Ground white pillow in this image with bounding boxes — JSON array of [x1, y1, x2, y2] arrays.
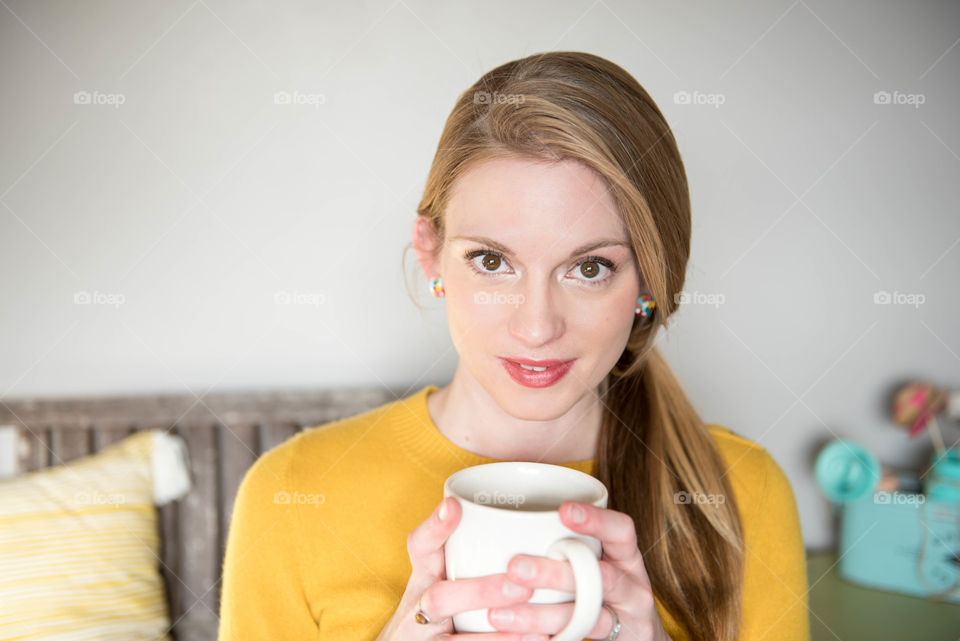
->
[[0, 429, 191, 640]]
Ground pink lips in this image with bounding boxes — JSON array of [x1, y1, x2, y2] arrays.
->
[[498, 357, 576, 388]]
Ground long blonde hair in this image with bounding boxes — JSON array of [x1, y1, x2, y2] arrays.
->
[[406, 51, 744, 641]]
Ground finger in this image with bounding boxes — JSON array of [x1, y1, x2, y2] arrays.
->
[[407, 497, 461, 582], [422, 574, 535, 621], [559, 502, 644, 568], [487, 601, 619, 639], [506, 555, 638, 604]]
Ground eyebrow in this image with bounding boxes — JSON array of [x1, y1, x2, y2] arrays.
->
[[450, 235, 631, 258]]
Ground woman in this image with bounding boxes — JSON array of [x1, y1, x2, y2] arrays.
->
[[218, 51, 808, 641]]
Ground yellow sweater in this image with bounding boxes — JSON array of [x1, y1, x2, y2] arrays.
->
[[218, 385, 809, 641]]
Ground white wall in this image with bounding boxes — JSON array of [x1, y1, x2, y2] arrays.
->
[[1, 0, 958, 549]]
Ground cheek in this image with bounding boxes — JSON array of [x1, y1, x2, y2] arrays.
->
[[443, 278, 512, 340], [576, 297, 636, 375], [567, 289, 636, 333]]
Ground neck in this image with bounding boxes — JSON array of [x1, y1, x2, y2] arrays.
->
[[427, 363, 602, 463]]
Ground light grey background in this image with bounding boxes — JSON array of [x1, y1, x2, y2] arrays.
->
[[1, 1, 958, 550]]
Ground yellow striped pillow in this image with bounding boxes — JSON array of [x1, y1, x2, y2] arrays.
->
[[0, 429, 189, 640]]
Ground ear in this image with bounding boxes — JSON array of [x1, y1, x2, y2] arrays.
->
[[412, 215, 442, 281]]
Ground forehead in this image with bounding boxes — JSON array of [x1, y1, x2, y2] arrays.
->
[[446, 156, 627, 245]]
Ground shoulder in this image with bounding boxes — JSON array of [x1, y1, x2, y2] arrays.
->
[[241, 395, 402, 490], [294, 396, 400, 461], [705, 422, 767, 470], [236, 430, 300, 499], [704, 423, 796, 514]]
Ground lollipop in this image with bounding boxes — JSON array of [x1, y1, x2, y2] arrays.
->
[[893, 382, 947, 436], [892, 381, 952, 458]]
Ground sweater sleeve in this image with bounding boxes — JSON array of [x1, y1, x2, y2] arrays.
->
[[217, 443, 319, 641], [739, 450, 810, 641]]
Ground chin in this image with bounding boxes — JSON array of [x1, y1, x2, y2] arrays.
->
[[491, 376, 585, 422]]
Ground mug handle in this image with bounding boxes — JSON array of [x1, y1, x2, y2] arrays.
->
[[545, 538, 603, 641]]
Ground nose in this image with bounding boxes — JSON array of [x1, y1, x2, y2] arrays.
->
[[506, 278, 565, 348]]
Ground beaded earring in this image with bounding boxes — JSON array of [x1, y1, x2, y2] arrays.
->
[[429, 275, 445, 298], [635, 293, 655, 318]]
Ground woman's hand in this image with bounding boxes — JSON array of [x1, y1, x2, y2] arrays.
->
[[486, 501, 673, 641], [375, 496, 549, 641]]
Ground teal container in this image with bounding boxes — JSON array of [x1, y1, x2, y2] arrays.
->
[[926, 448, 960, 503], [838, 492, 960, 601], [830, 446, 960, 601], [815, 439, 881, 503]]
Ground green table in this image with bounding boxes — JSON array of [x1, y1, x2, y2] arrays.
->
[[807, 550, 960, 640]]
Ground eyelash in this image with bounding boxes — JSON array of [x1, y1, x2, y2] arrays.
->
[[462, 248, 618, 287]]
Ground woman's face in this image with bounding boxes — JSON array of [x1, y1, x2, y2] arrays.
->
[[437, 156, 641, 420]]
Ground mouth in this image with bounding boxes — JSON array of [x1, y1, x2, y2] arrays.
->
[[498, 357, 576, 388]]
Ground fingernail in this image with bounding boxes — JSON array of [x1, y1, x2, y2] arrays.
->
[[490, 607, 514, 624], [513, 558, 536, 580], [522, 635, 546, 641], [569, 503, 586, 523], [438, 500, 448, 522], [502, 579, 526, 597]]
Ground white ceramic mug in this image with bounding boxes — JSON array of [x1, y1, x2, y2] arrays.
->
[[443, 462, 609, 641]]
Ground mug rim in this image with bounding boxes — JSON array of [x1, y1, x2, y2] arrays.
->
[[444, 461, 608, 514]]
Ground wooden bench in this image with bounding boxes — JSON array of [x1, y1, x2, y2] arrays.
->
[[0, 386, 408, 641]]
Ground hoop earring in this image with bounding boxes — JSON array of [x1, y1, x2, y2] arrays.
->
[[429, 275, 445, 298], [635, 293, 655, 318]]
